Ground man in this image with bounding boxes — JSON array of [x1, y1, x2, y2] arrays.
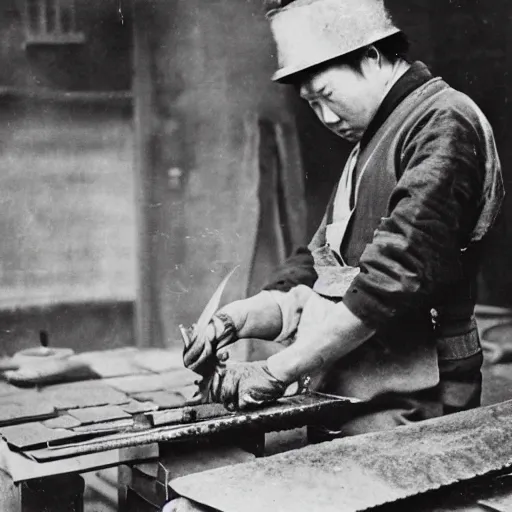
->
[[184, 0, 504, 437]]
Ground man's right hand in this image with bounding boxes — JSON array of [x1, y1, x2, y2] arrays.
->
[[183, 313, 238, 375]]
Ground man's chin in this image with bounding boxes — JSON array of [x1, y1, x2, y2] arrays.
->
[[338, 131, 360, 143]]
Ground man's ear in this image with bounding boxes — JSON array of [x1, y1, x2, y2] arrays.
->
[[366, 45, 382, 67], [360, 45, 383, 76]]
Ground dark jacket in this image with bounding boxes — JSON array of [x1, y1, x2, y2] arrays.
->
[[264, 63, 503, 402]]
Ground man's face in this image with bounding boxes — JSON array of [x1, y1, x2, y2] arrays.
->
[[299, 61, 382, 143]]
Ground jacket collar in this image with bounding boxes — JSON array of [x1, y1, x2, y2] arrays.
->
[[360, 61, 433, 151]]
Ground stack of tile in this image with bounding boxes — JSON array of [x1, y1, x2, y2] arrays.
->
[[0, 348, 200, 453]]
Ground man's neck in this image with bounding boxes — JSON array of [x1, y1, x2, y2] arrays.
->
[[382, 59, 412, 102]]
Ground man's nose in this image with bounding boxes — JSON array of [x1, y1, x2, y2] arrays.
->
[[319, 103, 340, 125]]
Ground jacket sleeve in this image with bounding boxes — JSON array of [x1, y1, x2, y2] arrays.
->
[[343, 106, 486, 330], [262, 246, 318, 292]]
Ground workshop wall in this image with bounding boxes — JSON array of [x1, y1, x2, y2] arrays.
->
[[0, 1, 135, 352], [0, 0, 131, 91]]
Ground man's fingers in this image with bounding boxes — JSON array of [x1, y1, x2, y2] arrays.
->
[[239, 393, 264, 410], [183, 323, 216, 370]]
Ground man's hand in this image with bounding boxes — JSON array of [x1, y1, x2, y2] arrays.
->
[[209, 361, 288, 410], [183, 292, 285, 375], [183, 313, 237, 375]]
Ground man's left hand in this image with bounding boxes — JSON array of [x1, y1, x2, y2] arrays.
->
[[209, 361, 288, 410]]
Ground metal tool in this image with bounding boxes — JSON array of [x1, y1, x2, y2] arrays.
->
[[179, 267, 239, 401], [170, 398, 512, 512]]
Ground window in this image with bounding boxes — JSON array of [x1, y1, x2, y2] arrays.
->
[[24, 0, 85, 46]]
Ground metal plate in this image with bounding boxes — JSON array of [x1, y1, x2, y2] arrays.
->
[[170, 399, 512, 512]]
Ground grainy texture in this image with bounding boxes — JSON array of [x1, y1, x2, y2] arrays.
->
[[170, 400, 512, 512], [68, 405, 132, 425]]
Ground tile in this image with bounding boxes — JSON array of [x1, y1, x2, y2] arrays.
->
[[105, 370, 197, 395], [148, 408, 186, 426], [132, 348, 184, 373], [121, 400, 159, 414], [0, 393, 56, 426], [71, 418, 134, 434], [0, 422, 74, 449], [74, 350, 152, 378], [43, 415, 82, 429], [0, 380, 24, 397], [68, 405, 131, 425], [131, 391, 187, 410], [39, 381, 130, 410]]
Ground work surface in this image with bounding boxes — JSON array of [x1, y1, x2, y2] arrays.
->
[[0, 347, 354, 484]]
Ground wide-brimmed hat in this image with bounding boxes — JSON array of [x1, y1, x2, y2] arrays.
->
[[267, 0, 400, 83]]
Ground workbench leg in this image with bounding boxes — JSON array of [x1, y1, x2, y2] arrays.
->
[[0, 471, 85, 512], [232, 431, 266, 457], [118, 465, 132, 511]]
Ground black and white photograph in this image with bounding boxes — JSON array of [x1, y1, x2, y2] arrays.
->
[[0, 1, 511, 510]]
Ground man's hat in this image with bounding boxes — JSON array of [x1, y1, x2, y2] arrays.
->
[[267, 0, 400, 83]]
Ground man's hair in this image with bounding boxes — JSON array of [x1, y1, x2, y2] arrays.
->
[[341, 32, 411, 71], [264, 0, 297, 10]]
